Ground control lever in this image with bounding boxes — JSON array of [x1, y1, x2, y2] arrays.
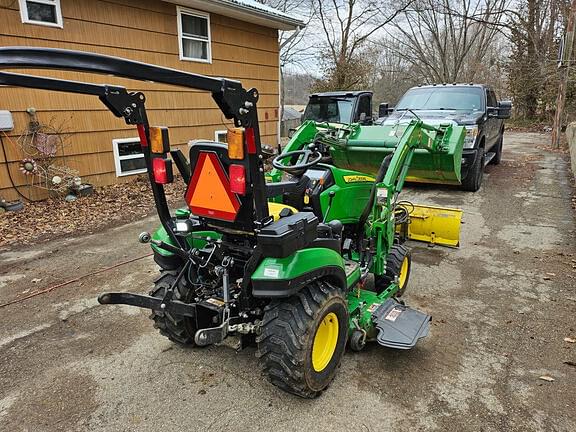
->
[[323, 191, 336, 222], [138, 231, 188, 259]]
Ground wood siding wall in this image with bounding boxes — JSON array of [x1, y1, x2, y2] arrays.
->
[[0, 0, 280, 200]]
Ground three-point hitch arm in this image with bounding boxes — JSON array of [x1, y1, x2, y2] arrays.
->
[[0, 47, 270, 245]]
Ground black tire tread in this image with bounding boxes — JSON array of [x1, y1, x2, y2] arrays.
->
[[375, 244, 411, 296], [461, 146, 484, 192], [149, 269, 197, 345], [256, 280, 346, 398], [491, 134, 503, 165]]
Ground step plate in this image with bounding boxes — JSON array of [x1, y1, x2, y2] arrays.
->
[[372, 299, 431, 349]]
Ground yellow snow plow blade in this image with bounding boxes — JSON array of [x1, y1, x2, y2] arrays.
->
[[405, 204, 462, 247]]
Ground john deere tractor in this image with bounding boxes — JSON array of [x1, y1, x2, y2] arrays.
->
[[0, 47, 464, 398]]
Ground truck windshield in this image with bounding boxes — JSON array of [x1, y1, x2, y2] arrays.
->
[[302, 97, 353, 124], [396, 87, 484, 111]]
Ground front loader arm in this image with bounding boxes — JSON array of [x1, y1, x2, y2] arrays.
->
[[380, 120, 452, 200], [370, 120, 463, 274]]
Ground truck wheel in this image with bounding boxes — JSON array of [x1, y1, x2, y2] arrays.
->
[[149, 269, 198, 345], [257, 280, 348, 398], [374, 244, 411, 297], [490, 134, 503, 165], [461, 146, 484, 192]]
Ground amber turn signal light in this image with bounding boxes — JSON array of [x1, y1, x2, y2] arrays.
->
[[149, 126, 170, 154], [227, 128, 244, 160]]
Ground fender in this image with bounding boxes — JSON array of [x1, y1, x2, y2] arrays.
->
[[251, 248, 346, 298], [151, 224, 221, 257]]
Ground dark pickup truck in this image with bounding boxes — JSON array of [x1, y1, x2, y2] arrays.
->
[[379, 84, 512, 191]]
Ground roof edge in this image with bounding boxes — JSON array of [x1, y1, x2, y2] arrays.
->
[[162, 0, 305, 30]]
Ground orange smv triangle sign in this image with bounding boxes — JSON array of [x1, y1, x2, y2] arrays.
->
[[186, 152, 241, 222]]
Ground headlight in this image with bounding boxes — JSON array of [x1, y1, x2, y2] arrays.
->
[[463, 126, 478, 149]]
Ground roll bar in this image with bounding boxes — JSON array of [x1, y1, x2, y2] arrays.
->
[[0, 47, 270, 244]]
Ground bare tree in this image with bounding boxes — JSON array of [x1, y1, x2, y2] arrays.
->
[[506, 0, 566, 119], [383, 0, 508, 83], [260, 0, 316, 118], [311, 0, 414, 90], [371, 40, 422, 104]]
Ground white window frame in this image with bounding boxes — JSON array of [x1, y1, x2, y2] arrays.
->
[[214, 130, 227, 143], [112, 138, 147, 177], [19, 0, 63, 28], [177, 6, 212, 64]]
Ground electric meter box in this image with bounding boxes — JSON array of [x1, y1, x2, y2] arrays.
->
[[0, 110, 14, 131]]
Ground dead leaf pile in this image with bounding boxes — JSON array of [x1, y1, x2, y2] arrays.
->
[[0, 176, 187, 248]]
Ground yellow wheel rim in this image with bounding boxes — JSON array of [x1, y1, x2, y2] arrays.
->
[[398, 256, 409, 288], [312, 312, 339, 372]]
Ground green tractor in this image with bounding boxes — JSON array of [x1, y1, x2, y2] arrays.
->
[[0, 47, 464, 398]]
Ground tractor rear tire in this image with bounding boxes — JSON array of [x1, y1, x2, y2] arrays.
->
[[257, 280, 348, 398], [149, 269, 198, 345], [374, 244, 411, 297]]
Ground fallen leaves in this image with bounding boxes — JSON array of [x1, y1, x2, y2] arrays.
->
[[538, 375, 555, 382], [0, 176, 187, 248]]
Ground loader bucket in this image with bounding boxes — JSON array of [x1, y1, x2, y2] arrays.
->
[[330, 125, 465, 184]]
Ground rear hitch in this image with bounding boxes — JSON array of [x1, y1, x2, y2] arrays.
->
[[194, 256, 234, 346], [97, 292, 196, 317]]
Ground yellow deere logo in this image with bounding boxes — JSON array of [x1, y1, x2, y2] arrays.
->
[[343, 175, 375, 183]]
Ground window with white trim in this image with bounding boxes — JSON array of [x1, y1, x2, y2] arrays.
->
[[112, 138, 147, 177], [19, 0, 63, 27], [215, 130, 227, 143], [177, 7, 211, 63]]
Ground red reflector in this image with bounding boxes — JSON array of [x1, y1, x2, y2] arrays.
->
[[245, 127, 256, 154], [137, 124, 148, 147], [152, 157, 173, 184], [229, 164, 246, 195]]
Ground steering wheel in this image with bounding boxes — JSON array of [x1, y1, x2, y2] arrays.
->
[[272, 149, 322, 176]]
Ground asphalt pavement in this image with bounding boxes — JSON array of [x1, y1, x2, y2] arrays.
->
[[0, 132, 575, 432]]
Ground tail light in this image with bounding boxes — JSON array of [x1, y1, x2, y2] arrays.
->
[[152, 157, 173, 184], [227, 128, 244, 160], [229, 164, 246, 195]]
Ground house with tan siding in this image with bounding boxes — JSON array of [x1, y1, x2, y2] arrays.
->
[[0, 0, 302, 201]]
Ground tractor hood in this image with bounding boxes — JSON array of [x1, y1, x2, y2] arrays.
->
[[379, 110, 484, 127]]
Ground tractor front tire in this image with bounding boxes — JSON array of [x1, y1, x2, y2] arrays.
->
[[374, 244, 411, 297], [257, 280, 348, 398], [149, 269, 198, 345]]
